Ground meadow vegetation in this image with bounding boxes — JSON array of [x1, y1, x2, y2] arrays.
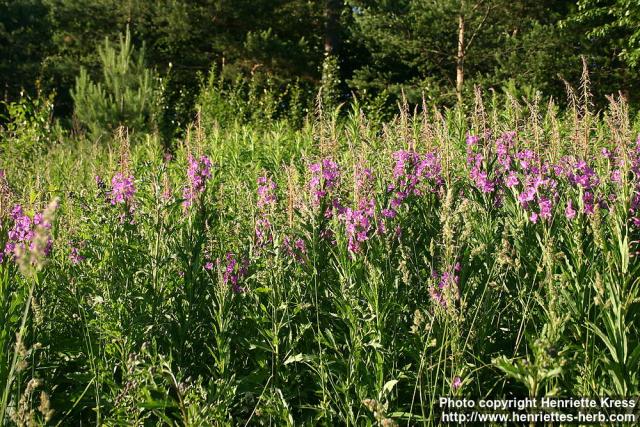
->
[[1, 65, 640, 425]]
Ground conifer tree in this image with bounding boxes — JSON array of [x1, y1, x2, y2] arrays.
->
[[71, 28, 159, 140]]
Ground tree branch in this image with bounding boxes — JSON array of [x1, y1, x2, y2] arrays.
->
[[466, 3, 493, 53]]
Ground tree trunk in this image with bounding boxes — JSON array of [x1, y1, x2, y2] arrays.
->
[[456, 2, 465, 107]]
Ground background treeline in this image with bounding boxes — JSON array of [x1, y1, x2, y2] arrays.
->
[[1, 0, 640, 136]]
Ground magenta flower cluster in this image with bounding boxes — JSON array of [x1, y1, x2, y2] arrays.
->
[[255, 175, 276, 246], [255, 217, 272, 246], [69, 245, 85, 265], [304, 151, 442, 254], [283, 235, 307, 264], [601, 146, 624, 185], [557, 156, 605, 218], [466, 132, 517, 205], [309, 158, 341, 209], [388, 150, 443, 212], [109, 172, 136, 206], [221, 252, 249, 293], [257, 175, 277, 208], [515, 158, 558, 223], [355, 163, 374, 196], [467, 134, 496, 194], [308, 158, 344, 245], [429, 263, 461, 308], [452, 376, 462, 391], [183, 155, 212, 208], [464, 131, 626, 223], [2, 205, 52, 263], [341, 198, 375, 254]]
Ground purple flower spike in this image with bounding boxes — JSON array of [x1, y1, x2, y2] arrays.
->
[[257, 175, 277, 208], [565, 200, 576, 220], [611, 170, 621, 183], [3, 204, 55, 265], [69, 246, 85, 264], [505, 171, 519, 188], [389, 149, 443, 211], [183, 155, 213, 208], [538, 198, 552, 220], [110, 173, 136, 206], [309, 157, 340, 207], [381, 208, 396, 218], [283, 236, 307, 264], [583, 192, 595, 215], [341, 198, 375, 255], [430, 266, 460, 308], [222, 252, 249, 292]]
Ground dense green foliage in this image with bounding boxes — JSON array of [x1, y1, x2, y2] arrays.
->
[[2, 1, 640, 425], [2, 0, 640, 132], [1, 87, 640, 424]]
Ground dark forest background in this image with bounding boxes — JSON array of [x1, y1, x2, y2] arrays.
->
[[1, 0, 639, 136]]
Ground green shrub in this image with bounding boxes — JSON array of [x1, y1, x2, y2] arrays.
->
[[0, 93, 59, 194], [196, 65, 313, 133]]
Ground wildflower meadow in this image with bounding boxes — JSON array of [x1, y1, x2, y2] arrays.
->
[[2, 79, 640, 425]]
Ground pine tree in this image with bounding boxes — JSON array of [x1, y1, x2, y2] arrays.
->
[[71, 28, 159, 140]]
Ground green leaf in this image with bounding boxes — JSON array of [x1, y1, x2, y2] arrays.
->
[[382, 379, 399, 394]]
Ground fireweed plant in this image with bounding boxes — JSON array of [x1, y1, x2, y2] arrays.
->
[[0, 92, 640, 425]]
